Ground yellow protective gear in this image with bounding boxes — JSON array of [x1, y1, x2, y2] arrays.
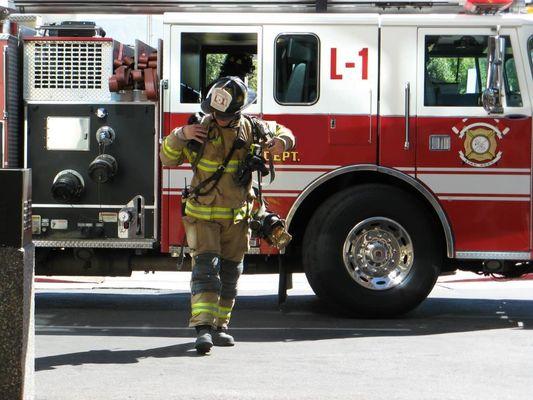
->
[[160, 113, 295, 329]]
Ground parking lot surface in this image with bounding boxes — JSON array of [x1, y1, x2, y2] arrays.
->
[[35, 272, 533, 400]]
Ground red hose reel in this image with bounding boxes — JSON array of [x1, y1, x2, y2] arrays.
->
[[109, 42, 159, 101]]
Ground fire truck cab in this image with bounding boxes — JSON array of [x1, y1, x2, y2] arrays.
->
[[22, 0, 533, 316]]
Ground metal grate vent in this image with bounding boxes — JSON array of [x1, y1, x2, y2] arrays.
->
[[34, 42, 103, 89], [24, 40, 114, 102]]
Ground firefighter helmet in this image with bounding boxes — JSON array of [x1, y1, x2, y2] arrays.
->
[[201, 76, 256, 118]]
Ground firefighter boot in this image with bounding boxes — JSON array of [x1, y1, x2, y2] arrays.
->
[[195, 325, 213, 354], [212, 327, 235, 347]]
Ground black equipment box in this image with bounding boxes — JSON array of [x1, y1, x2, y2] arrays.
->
[[27, 103, 157, 247], [40, 21, 106, 38], [0, 169, 32, 248]]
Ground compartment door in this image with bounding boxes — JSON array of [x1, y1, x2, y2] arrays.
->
[[162, 24, 262, 252], [262, 20, 379, 169], [416, 27, 532, 256]]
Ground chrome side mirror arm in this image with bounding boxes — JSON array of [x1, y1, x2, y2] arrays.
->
[[483, 35, 505, 115]]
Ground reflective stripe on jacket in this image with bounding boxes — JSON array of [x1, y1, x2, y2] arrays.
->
[[159, 114, 295, 222], [185, 201, 251, 223]]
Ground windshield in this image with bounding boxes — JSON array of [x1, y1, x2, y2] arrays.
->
[[425, 35, 521, 107], [529, 35, 533, 79]]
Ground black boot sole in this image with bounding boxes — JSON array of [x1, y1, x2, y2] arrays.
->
[[195, 341, 213, 354], [212, 339, 235, 347]]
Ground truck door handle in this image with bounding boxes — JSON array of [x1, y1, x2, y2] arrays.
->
[[504, 114, 528, 120], [158, 79, 168, 144], [368, 89, 372, 144], [3, 46, 8, 121], [404, 82, 410, 150]]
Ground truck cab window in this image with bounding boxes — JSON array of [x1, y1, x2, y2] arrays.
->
[[504, 57, 522, 107], [180, 32, 257, 104], [275, 34, 319, 105], [527, 36, 533, 78], [424, 35, 521, 107]]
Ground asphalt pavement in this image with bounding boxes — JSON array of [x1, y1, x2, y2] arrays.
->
[[35, 271, 533, 400]]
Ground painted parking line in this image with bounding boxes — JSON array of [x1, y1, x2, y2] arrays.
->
[[35, 325, 412, 332], [440, 273, 533, 283], [35, 277, 105, 284]]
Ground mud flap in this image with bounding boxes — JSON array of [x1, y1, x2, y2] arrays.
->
[[278, 256, 292, 307]]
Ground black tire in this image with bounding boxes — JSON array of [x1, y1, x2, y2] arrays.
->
[[303, 183, 442, 317]]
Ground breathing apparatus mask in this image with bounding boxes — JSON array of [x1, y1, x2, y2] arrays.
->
[[250, 202, 292, 250], [240, 116, 292, 250]]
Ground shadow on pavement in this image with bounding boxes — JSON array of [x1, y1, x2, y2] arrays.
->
[[36, 343, 199, 371], [35, 290, 533, 370], [36, 291, 532, 339]]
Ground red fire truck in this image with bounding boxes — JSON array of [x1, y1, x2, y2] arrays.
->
[[6, 0, 533, 315]]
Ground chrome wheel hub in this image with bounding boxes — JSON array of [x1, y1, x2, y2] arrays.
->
[[343, 217, 414, 290], [365, 242, 389, 264]]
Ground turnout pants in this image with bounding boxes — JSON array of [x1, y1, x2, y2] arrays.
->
[[183, 216, 250, 328]]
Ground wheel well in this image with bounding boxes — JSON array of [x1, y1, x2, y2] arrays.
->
[[286, 170, 451, 270]]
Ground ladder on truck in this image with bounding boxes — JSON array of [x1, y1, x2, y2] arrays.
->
[[12, 0, 485, 15]]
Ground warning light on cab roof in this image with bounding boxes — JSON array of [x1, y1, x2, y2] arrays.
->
[[463, 0, 514, 14]]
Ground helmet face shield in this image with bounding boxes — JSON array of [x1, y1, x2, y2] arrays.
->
[[201, 76, 256, 117]]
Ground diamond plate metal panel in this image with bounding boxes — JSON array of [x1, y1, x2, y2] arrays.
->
[[33, 238, 156, 249], [24, 40, 113, 102]]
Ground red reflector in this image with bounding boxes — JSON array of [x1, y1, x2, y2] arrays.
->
[[464, 0, 513, 13]]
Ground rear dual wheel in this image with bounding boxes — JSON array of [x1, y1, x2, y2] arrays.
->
[[303, 184, 442, 316]]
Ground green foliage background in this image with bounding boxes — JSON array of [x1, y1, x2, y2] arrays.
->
[[426, 57, 488, 93], [426, 56, 518, 94], [206, 53, 258, 91]]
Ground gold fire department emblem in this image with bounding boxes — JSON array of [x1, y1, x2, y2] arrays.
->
[[452, 120, 509, 168]]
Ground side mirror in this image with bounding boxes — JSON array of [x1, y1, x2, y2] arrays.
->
[[482, 35, 505, 114]]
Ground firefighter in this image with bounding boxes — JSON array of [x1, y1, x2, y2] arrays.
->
[[160, 76, 295, 354]]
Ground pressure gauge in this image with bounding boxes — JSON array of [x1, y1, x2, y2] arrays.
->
[[471, 135, 490, 154], [118, 210, 132, 223]]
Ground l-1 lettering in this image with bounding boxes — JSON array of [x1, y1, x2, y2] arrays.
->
[[330, 48, 343, 79], [330, 47, 369, 80]]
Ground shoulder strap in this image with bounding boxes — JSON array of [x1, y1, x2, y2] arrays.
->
[[244, 115, 276, 183], [189, 122, 245, 198], [189, 116, 213, 171], [243, 114, 260, 143]]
